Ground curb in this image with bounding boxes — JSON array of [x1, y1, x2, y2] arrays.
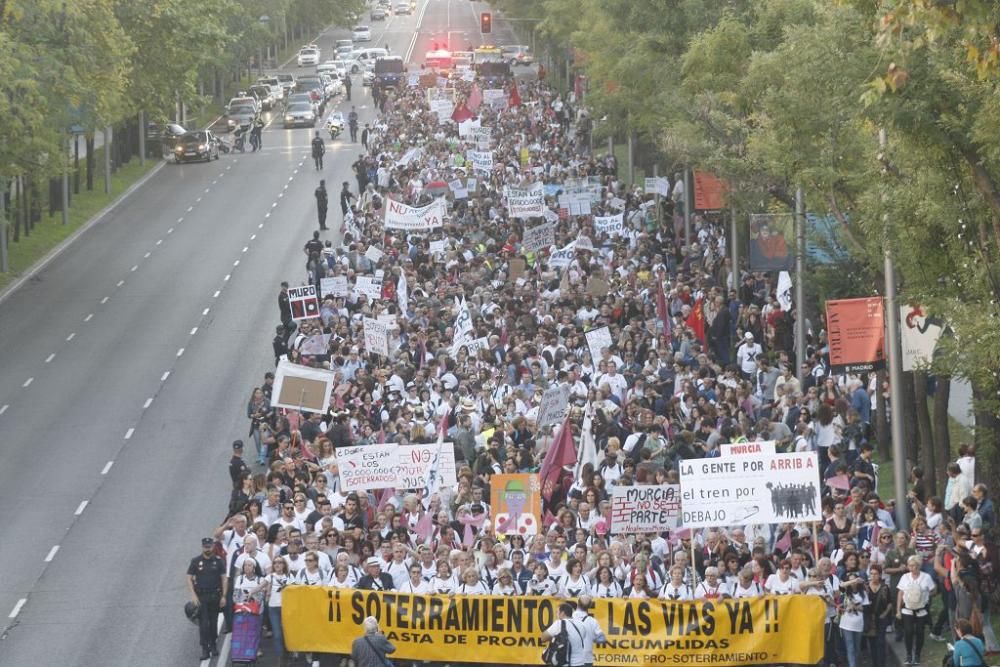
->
[[0, 160, 166, 307]]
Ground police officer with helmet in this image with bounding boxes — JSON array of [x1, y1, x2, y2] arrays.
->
[[186, 537, 228, 660]]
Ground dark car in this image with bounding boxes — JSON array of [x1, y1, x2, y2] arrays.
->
[[174, 131, 220, 163], [373, 56, 405, 91], [146, 122, 187, 157], [370, 8, 386, 20]]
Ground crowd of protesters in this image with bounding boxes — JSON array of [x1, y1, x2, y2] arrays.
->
[[191, 59, 1000, 667]]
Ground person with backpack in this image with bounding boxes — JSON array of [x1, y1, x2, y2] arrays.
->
[[950, 618, 986, 666], [541, 602, 590, 667]]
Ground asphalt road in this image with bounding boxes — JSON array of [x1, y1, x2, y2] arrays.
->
[[0, 1, 523, 665]]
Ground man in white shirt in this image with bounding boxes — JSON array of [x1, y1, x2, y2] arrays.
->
[[600, 362, 629, 402], [233, 535, 273, 576], [542, 600, 605, 667], [736, 332, 763, 380]]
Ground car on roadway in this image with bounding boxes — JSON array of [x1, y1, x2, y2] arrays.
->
[[249, 84, 277, 110], [354, 48, 389, 70], [174, 131, 220, 163], [370, 7, 386, 20], [283, 102, 316, 128], [274, 72, 296, 94], [317, 60, 347, 79], [225, 104, 257, 132], [501, 44, 534, 66], [394, 1, 410, 15], [256, 77, 284, 101], [286, 92, 319, 115], [373, 55, 406, 88], [352, 25, 372, 42], [319, 73, 343, 98], [297, 46, 320, 67]]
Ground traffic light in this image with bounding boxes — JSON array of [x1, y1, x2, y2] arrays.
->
[[480, 12, 492, 34]]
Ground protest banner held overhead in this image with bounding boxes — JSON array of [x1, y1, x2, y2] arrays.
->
[[282, 588, 825, 666], [319, 275, 348, 298], [396, 443, 457, 489], [679, 452, 822, 528], [491, 473, 541, 536], [383, 198, 446, 231], [362, 317, 390, 357], [593, 213, 624, 236], [287, 285, 319, 322], [535, 385, 570, 429], [504, 182, 545, 218], [522, 222, 556, 253], [335, 444, 398, 492], [610, 484, 681, 534], [270, 359, 335, 412], [585, 326, 614, 363]]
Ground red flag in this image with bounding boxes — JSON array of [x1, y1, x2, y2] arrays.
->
[[509, 83, 521, 109], [467, 84, 482, 113], [451, 102, 473, 123], [539, 417, 577, 502], [655, 275, 672, 346], [685, 296, 705, 344]]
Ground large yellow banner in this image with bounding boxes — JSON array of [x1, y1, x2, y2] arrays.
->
[[282, 587, 824, 666]]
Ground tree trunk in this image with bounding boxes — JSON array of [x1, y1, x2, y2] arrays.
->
[[901, 371, 918, 465], [22, 175, 31, 237], [971, 381, 997, 493], [875, 370, 890, 460], [12, 175, 21, 242], [930, 376, 950, 497], [86, 133, 95, 191], [913, 371, 936, 496]]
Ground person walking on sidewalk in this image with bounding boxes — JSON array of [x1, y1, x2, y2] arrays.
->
[[315, 179, 329, 230], [311, 131, 325, 170]]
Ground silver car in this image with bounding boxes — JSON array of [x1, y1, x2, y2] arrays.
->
[[283, 102, 316, 128]]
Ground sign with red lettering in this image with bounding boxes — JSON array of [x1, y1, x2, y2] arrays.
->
[[679, 452, 821, 528], [610, 484, 681, 534], [719, 440, 776, 457], [826, 297, 886, 373]]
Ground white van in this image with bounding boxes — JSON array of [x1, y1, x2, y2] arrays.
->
[[354, 48, 390, 70]]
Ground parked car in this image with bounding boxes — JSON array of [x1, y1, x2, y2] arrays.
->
[[352, 25, 372, 42], [297, 46, 320, 67], [174, 131, 220, 163], [283, 102, 316, 128]]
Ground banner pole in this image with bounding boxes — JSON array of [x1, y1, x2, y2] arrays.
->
[[690, 534, 699, 588], [812, 521, 820, 565]]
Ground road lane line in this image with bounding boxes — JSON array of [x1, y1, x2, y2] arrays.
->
[[66, 333, 75, 341], [84, 313, 93, 322], [117, 279, 124, 287], [102, 461, 114, 474], [264, 213, 270, 219], [167, 227, 174, 234], [0, 405, 8, 415], [156, 239, 162, 245], [143, 397, 154, 409], [22, 377, 33, 388], [161, 371, 170, 382], [176, 347, 185, 357], [124, 427, 134, 440], [131, 265, 138, 272], [8, 599, 27, 619], [213, 290, 221, 298], [196, 197, 202, 203], [74, 500, 88, 516], [205, 188, 210, 193], [242, 246, 249, 253], [45, 353, 55, 363], [187, 206, 193, 212], [44, 546, 59, 562], [101, 296, 110, 304], [233, 260, 240, 267], [250, 234, 256, 240], [202, 308, 210, 316], [224, 274, 231, 282], [190, 327, 199, 335], [144, 252, 151, 258]]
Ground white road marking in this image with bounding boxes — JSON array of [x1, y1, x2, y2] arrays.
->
[[271, 202, 277, 208], [101, 461, 114, 475], [213, 290, 221, 298], [84, 313, 93, 322], [242, 246, 248, 252], [178, 217, 184, 223], [45, 353, 55, 363], [283, 184, 289, 190], [161, 371, 171, 382], [205, 188, 210, 193], [22, 377, 33, 388], [44, 545, 59, 562], [293, 169, 299, 174], [190, 327, 198, 335], [289, 176, 294, 181], [117, 279, 124, 287], [224, 274, 231, 282], [196, 197, 202, 203], [187, 206, 193, 212], [8, 599, 27, 619], [250, 234, 256, 240], [167, 227, 174, 234], [144, 252, 151, 258], [66, 333, 75, 341], [74, 500, 88, 516], [130, 265, 138, 272], [124, 427, 134, 440], [143, 397, 154, 409], [101, 296, 110, 304], [202, 307, 210, 316], [264, 213, 270, 219], [233, 260, 240, 267], [212, 180, 218, 185], [0, 405, 8, 415], [176, 347, 185, 357], [156, 239, 162, 246], [277, 192, 283, 198]]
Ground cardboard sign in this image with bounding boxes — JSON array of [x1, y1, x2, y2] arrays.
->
[[609, 484, 681, 534], [505, 183, 545, 218], [585, 326, 613, 363], [384, 198, 446, 231], [719, 440, 777, 456], [482, 88, 506, 110], [679, 452, 822, 528], [826, 297, 886, 373], [320, 276, 349, 298], [365, 246, 384, 263], [270, 359, 335, 412], [288, 285, 320, 322], [336, 444, 399, 491], [363, 317, 389, 357], [586, 276, 609, 297], [593, 213, 624, 236], [507, 258, 526, 283], [491, 474, 541, 536], [536, 386, 570, 429], [522, 222, 556, 253]]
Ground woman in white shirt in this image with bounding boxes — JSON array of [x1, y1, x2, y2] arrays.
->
[[839, 573, 870, 667], [456, 567, 489, 595], [559, 559, 591, 599], [328, 563, 355, 589], [764, 560, 799, 595], [526, 562, 558, 596], [232, 559, 267, 658], [296, 553, 327, 586], [429, 561, 456, 595], [659, 566, 693, 601], [731, 567, 763, 598], [264, 558, 292, 663], [492, 568, 519, 596], [627, 571, 653, 599], [895, 555, 936, 665], [399, 564, 431, 594], [592, 566, 623, 599], [694, 567, 730, 600]]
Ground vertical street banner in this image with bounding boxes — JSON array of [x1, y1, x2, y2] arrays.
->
[[826, 297, 886, 373], [505, 183, 545, 218], [282, 588, 825, 666], [335, 444, 399, 492], [288, 285, 320, 322], [679, 452, 822, 528], [362, 317, 390, 357], [693, 170, 728, 211], [900, 304, 943, 372], [747, 213, 794, 271], [491, 473, 541, 536], [609, 484, 681, 534], [270, 359, 336, 412]]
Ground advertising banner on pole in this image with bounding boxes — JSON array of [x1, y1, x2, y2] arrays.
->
[[609, 484, 681, 534], [679, 452, 822, 528], [282, 588, 825, 666], [900, 304, 942, 372], [826, 297, 886, 373]]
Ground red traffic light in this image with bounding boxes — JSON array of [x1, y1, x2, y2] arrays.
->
[[480, 12, 492, 34]]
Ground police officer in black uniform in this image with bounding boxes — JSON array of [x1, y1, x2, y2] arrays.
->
[[229, 440, 249, 489], [187, 537, 228, 660]]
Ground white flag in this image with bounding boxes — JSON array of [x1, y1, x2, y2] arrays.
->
[[397, 272, 409, 318], [574, 403, 600, 479], [777, 271, 793, 312]]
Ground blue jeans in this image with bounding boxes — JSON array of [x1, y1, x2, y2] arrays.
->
[[841, 628, 862, 667], [268, 605, 284, 657], [250, 427, 266, 465]]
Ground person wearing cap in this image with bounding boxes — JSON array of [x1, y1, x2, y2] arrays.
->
[[186, 537, 228, 660], [229, 440, 250, 490], [736, 331, 763, 380], [357, 556, 395, 591]]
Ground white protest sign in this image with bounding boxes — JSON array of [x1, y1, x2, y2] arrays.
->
[[777, 271, 793, 313], [354, 275, 383, 301], [719, 440, 777, 457], [320, 276, 349, 298], [396, 444, 457, 489], [430, 99, 454, 123], [397, 271, 408, 317], [505, 182, 545, 218], [429, 239, 448, 255], [448, 179, 464, 192], [270, 359, 336, 412], [407, 74, 420, 87], [299, 334, 331, 356], [377, 313, 398, 330], [610, 484, 681, 534], [610, 197, 626, 210], [585, 326, 613, 363], [593, 213, 625, 236], [536, 385, 570, 429], [288, 284, 320, 322], [467, 150, 493, 175], [542, 208, 560, 223], [548, 241, 576, 269], [384, 198, 446, 231], [483, 88, 506, 109], [365, 245, 384, 263], [396, 146, 423, 167], [558, 193, 591, 216], [363, 317, 389, 357], [679, 451, 822, 528], [644, 176, 670, 196], [336, 444, 399, 492], [453, 187, 469, 200], [466, 178, 478, 192], [522, 222, 556, 253], [901, 305, 943, 372], [458, 118, 481, 137], [469, 127, 492, 149], [462, 69, 476, 82]]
